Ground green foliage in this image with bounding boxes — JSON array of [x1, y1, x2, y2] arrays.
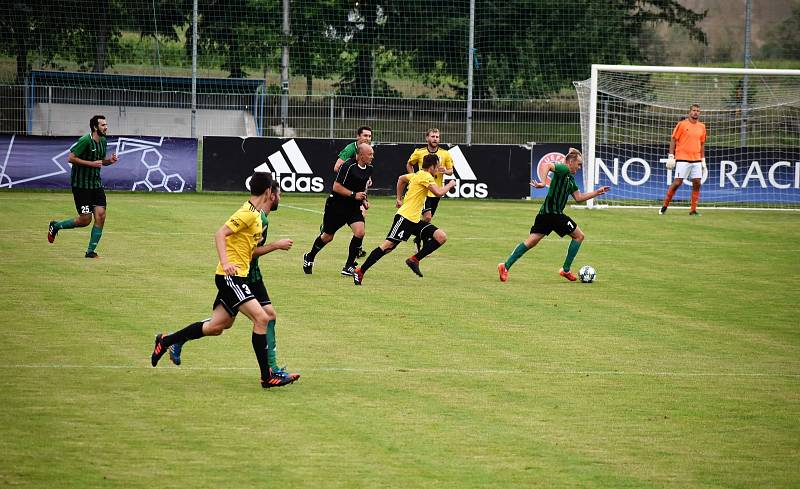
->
[[760, 3, 800, 60], [0, 0, 708, 95], [1, 191, 799, 488], [0, 0, 76, 81]]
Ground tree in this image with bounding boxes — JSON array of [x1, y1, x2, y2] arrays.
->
[[12, 0, 191, 75], [760, 3, 800, 60], [445, 0, 708, 98], [318, 0, 707, 98], [292, 0, 350, 97], [195, 0, 281, 78], [0, 1, 75, 81]]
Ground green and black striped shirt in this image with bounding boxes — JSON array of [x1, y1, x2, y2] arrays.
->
[[247, 211, 269, 283], [539, 164, 579, 215], [69, 134, 107, 189]]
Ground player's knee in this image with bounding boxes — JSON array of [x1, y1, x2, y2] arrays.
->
[[574, 231, 585, 243], [204, 323, 225, 336], [321, 233, 334, 243], [75, 215, 92, 227], [264, 305, 277, 322], [353, 229, 365, 239], [252, 310, 270, 330], [434, 230, 447, 244]]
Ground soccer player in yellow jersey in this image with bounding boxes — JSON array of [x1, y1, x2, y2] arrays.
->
[[660, 104, 707, 216], [354, 154, 455, 285], [150, 172, 296, 389], [406, 128, 454, 250]]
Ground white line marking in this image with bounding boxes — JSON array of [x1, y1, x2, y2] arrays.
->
[[0, 134, 14, 183], [281, 204, 324, 214], [1, 364, 798, 378]]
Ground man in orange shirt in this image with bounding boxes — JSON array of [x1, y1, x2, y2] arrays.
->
[[660, 104, 707, 216]]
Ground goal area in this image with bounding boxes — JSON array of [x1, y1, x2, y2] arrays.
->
[[574, 65, 800, 210]]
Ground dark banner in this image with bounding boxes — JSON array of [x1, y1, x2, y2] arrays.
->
[[0, 135, 197, 191], [202, 136, 531, 199], [530, 143, 583, 199], [530, 143, 800, 203]]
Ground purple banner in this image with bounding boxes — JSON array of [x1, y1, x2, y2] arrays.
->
[[530, 143, 800, 204], [0, 135, 197, 191]]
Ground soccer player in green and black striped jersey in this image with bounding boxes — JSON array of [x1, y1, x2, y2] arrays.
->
[[497, 148, 610, 283], [333, 125, 372, 172], [47, 115, 119, 258]]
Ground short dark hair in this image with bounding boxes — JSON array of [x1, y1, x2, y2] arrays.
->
[[90, 115, 106, 132], [250, 172, 273, 196], [357, 126, 372, 136], [270, 179, 280, 193], [422, 153, 439, 169]]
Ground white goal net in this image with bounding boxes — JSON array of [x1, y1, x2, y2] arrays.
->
[[575, 65, 800, 209]]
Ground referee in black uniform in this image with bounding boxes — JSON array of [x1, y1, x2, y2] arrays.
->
[[303, 143, 374, 277]]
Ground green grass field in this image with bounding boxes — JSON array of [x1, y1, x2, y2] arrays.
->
[[1, 191, 799, 488]]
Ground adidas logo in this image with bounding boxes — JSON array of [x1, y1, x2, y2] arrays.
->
[[248, 139, 324, 192], [444, 146, 488, 198]]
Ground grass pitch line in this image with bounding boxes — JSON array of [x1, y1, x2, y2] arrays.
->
[[282, 204, 324, 214], [2, 364, 799, 378]]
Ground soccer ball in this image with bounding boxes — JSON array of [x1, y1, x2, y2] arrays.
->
[[578, 265, 596, 283]]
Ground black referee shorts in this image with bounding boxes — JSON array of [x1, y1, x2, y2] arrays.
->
[[322, 198, 364, 235]]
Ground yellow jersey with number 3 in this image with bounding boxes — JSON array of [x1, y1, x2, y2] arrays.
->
[[407, 147, 453, 197], [215, 201, 262, 277], [397, 171, 435, 223]]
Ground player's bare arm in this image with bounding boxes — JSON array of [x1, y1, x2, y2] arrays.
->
[[537, 161, 555, 183], [68, 152, 102, 168], [572, 186, 611, 203], [253, 239, 293, 257], [215, 225, 239, 276], [102, 153, 119, 166], [332, 181, 366, 201], [429, 180, 456, 197], [396, 174, 410, 207], [530, 179, 546, 189], [333, 158, 346, 172]]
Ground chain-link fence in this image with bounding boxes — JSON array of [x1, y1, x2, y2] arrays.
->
[[1, 0, 797, 143]]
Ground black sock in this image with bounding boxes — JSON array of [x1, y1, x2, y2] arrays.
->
[[414, 239, 442, 261], [361, 247, 389, 273], [346, 236, 363, 267], [307, 235, 327, 260], [162, 321, 205, 347], [251, 332, 271, 380]]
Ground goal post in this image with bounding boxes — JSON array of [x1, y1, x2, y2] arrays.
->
[[575, 64, 800, 209]]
